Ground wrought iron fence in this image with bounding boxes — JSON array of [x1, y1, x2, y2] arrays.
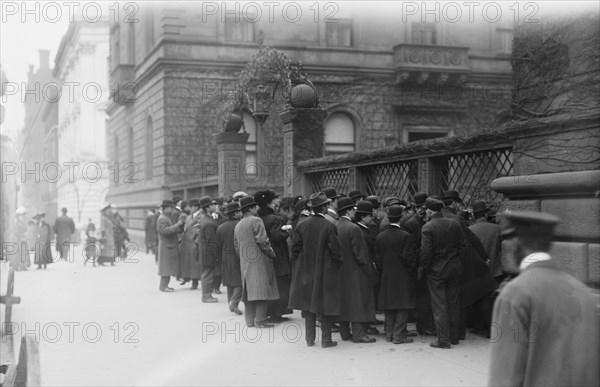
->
[[438, 148, 513, 206], [309, 168, 350, 194], [360, 160, 419, 200]]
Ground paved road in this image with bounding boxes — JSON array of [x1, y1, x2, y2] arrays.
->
[[6, 243, 491, 386]]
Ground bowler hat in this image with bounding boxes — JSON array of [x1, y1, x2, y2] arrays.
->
[[383, 197, 402, 207], [365, 195, 381, 209], [471, 200, 489, 214], [224, 201, 241, 214], [199, 196, 212, 208], [356, 200, 374, 215], [323, 187, 341, 200], [181, 200, 189, 208], [232, 191, 248, 201], [348, 189, 364, 201], [387, 205, 404, 219], [188, 198, 201, 207], [336, 197, 355, 213], [501, 211, 560, 237], [443, 190, 462, 202], [239, 196, 257, 210], [172, 196, 182, 204], [294, 198, 310, 213], [412, 192, 428, 207], [213, 198, 224, 206], [160, 199, 174, 208], [254, 190, 279, 207], [425, 198, 444, 212], [34, 212, 46, 219], [308, 192, 331, 208]]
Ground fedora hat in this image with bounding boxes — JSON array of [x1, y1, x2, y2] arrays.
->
[[308, 192, 331, 208], [172, 196, 182, 204], [239, 196, 257, 210], [224, 201, 241, 214], [501, 211, 559, 238], [322, 187, 341, 200], [199, 196, 212, 208], [443, 190, 462, 202], [412, 192, 428, 207], [160, 199, 174, 208], [188, 198, 201, 207], [425, 198, 444, 212], [365, 195, 381, 209], [336, 197, 355, 212], [355, 200, 374, 215], [294, 197, 310, 213], [348, 189, 365, 201], [387, 205, 404, 219], [232, 191, 248, 201], [383, 197, 402, 208], [471, 200, 489, 214]]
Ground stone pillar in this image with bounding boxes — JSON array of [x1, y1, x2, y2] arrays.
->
[[279, 108, 327, 197], [215, 132, 249, 198]]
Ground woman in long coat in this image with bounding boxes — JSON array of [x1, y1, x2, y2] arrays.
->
[[234, 197, 279, 327], [217, 202, 242, 314], [33, 213, 53, 269], [98, 205, 116, 266]]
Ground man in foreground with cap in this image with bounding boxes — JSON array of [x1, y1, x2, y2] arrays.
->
[[217, 201, 243, 315], [178, 198, 202, 290], [375, 204, 418, 344], [234, 196, 279, 327], [337, 197, 377, 343], [488, 211, 599, 387], [54, 207, 75, 260], [157, 200, 185, 292], [290, 192, 342, 348], [196, 196, 220, 302], [420, 198, 466, 348]]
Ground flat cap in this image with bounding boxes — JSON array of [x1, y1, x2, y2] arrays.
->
[[501, 211, 560, 238], [425, 198, 444, 212]]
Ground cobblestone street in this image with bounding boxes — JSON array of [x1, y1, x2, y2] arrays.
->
[[7, 244, 491, 386]]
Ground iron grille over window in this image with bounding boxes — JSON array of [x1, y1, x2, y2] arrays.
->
[[309, 168, 350, 194], [360, 160, 419, 199]]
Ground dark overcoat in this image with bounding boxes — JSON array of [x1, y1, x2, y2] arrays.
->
[[53, 215, 75, 245], [469, 219, 503, 278], [99, 214, 115, 259], [488, 259, 599, 387], [170, 207, 182, 225], [289, 213, 342, 316], [144, 214, 158, 247], [34, 221, 53, 264], [420, 213, 464, 275], [258, 207, 291, 276], [443, 209, 498, 306], [400, 212, 424, 263], [217, 218, 241, 287], [336, 217, 376, 323], [375, 225, 417, 310], [197, 214, 218, 267], [157, 213, 181, 277], [179, 212, 202, 280], [358, 222, 380, 286], [234, 215, 279, 301]]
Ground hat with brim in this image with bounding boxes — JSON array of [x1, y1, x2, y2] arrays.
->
[[365, 195, 381, 209], [161, 199, 174, 208], [323, 187, 341, 200], [425, 198, 444, 212], [172, 196, 182, 204], [336, 197, 355, 213], [471, 200, 490, 215], [255, 190, 279, 207], [239, 196, 258, 210], [383, 197, 402, 207], [308, 192, 331, 208], [387, 205, 404, 219], [224, 201, 241, 214], [348, 189, 364, 201], [188, 198, 201, 208], [232, 191, 248, 200], [501, 211, 560, 237], [199, 196, 212, 208], [294, 198, 310, 213], [356, 200, 374, 215], [443, 190, 462, 202], [412, 192, 428, 207]]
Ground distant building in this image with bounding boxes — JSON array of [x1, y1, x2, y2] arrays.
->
[[53, 20, 110, 227], [106, 3, 513, 232], [19, 50, 59, 222]]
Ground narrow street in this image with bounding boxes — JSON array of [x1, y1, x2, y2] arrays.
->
[[8, 243, 491, 386]]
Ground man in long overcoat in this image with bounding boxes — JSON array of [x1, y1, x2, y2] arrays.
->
[[98, 204, 116, 266], [33, 213, 53, 269], [196, 196, 219, 302], [469, 201, 503, 283], [234, 196, 279, 327], [144, 208, 158, 255], [488, 211, 599, 387], [53, 207, 75, 260], [336, 197, 377, 343], [178, 198, 202, 289], [157, 200, 184, 292], [290, 192, 342, 348], [256, 190, 293, 322], [375, 205, 417, 344], [420, 198, 466, 348], [217, 202, 242, 314]]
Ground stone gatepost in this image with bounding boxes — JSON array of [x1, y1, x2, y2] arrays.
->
[[215, 132, 249, 198], [279, 108, 327, 197]]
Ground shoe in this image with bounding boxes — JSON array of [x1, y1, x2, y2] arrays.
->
[[393, 338, 414, 344], [354, 336, 376, 343], [451, 339, 459, 345], [366, 327, 379, 335], [269, 316, 288, 323], [307, 341, 315, 347], [202, 297, 218, 303], [180, 279, 189, 285], [321, 341, 338, 348], [386, 337, 393, 342], [430, 341, 451, 349], [341, 334, 352, 341], [373, 319, 384, 325], [421, 329, 436, 336], [190, 285, 198, 290], [213, 288, 222, 294], [246, 322, 255, 327], [231, 307, 243, 315], [160, 288, 174, 293], [407, 331, 418, 337], [331, 324, 340, 333], [255, 322, 275, 328]]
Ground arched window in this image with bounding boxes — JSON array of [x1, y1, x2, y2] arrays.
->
[[324, 112, 355, 156], [243, 112, 257, 175], [128, 127, 134, 163], [145, 117, 153, 180]]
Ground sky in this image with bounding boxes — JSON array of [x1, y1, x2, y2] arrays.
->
[[1, 0, 599, 139]]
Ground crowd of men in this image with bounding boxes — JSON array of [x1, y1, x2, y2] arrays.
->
[[149, 187, 508, 349]]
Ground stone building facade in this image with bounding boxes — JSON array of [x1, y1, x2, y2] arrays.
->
[[106, 3, 513, 231], [53, 20, 110, 228]]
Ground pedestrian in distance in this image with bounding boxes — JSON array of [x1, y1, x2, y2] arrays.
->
[[33, 212, 53, 270], [195, 196, 220, 302], [53, 207, 75, 261]]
